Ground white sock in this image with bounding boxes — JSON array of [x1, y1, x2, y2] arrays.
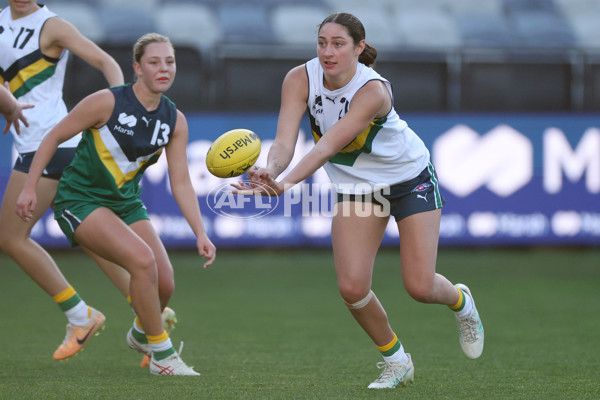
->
[[383, 345, 409, 364], [456, 290, 474, 318], [150, 338, 173, 353], [64, 301, 89, 326]]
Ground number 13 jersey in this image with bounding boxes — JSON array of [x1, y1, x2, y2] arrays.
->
[[57, 84, 177, 205]]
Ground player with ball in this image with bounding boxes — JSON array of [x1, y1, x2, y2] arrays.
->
[[232, 12, 484, 389]]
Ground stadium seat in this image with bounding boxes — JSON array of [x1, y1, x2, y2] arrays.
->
[[455, 12, 518, 48], [160, 0, 219, 5], [509, 11, 576, 48], [377, 0, 451, 12], [271, 4, 332, 46], [555, 0, 600, 48], [46, 0, 97, 6], [217, 3, 276, 44], [98, 6, 156, 45], [554, 0, 600, 15], [155, 3, 222, 51], [98, 0, 159, 8], [329, 6, 397, 48], [501, 0, 557, 14], [325, 0, 397, 10], [448, 0, 502, 15], [567, 13, 600, 48], [393, 8, 460, 49], [48, 3, 105, 43]]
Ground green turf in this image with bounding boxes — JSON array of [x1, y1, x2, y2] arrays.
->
[[0, 248, 599, 399]]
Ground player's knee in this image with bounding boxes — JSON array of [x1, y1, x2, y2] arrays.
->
[[0, 231, 24, 255], [404, 280, 435, 303], [344, 290, 374, 310], [129, 249, 158, 283], [158, 278, 175, 305], [340, 285, 373, 309]]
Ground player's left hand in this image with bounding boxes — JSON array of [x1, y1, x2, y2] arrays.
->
[[196, 233, 216, 268], [3, 101, 34, 135], [15, 187, 37, 223]]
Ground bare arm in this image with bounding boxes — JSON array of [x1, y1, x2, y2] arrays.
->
[[266, 65, 310, 177], [166, 110, 216, 267], [41, 17, 124, 86], [239, 65, 308, 187], [240, 79, 391, 196], [279, 80, 390, 188], [15, 90, 115, 221]]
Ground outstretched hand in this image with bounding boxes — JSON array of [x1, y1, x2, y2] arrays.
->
[[2, 100, 34, 135], [2, 82, 34, 135], [230, 166, 285, 196]]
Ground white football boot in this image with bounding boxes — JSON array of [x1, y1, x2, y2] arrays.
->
[[455, 283, 484, 359], [139, 307, 178, 368], [149, 352, 200, 376], [126, 328, 151, 356], [367, 354, 414, 389]]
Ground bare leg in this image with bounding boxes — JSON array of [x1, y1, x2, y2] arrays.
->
[[331, 202, 394, 346], [0, 171, 69, 295], [72, 207, 163, 335], [127, 219, 174, 310], [1, 170, 132, 300], [83, 247, 131, 298], [397, 209, 458, 305]]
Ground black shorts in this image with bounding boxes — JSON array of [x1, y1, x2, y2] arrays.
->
[[336, 164, 446, 222], [13, 148, 77, 180]]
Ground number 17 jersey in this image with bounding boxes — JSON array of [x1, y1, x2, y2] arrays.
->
[[56, 84, 177, 207]]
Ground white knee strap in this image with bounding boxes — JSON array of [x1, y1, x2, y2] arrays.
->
[[346, 290, 374, 310]]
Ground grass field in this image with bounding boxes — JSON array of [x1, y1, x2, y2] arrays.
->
[[0, 247, 599, 399]]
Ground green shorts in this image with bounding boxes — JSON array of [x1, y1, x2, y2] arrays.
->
[[54, 198, 149, 247], [336, 163, 445, 222]]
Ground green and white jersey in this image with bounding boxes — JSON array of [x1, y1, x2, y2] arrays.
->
[[305, 57, 429, 194], [55, 84, 177, 207], [0, 5, 78, 153]]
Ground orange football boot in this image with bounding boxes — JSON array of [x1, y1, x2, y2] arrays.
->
[[53, 307, 106, 360]]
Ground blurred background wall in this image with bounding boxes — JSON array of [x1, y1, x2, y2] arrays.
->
[[1, 0, 598, 248], [35, 0, 600, 113]]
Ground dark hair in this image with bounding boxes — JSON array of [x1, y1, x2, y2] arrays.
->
[[318, 12, 378, 67]]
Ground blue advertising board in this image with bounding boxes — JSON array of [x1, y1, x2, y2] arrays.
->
[[1, 113, 599, 248]]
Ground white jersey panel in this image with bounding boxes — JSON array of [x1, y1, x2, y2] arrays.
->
[[305, 57, 429, 194], [0, 6, 79, 153]]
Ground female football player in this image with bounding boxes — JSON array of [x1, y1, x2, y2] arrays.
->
[[232, 12, 484, 389], [16, 33, 215, 375], [0, 0, 128, 361]]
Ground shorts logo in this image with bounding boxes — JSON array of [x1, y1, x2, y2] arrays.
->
[[411, 183, 431, 193]]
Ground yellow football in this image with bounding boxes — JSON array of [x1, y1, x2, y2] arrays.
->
[[206, 129, 261, 178]]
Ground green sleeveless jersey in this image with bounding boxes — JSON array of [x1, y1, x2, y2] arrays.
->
[[55, 84, 177, 209]]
